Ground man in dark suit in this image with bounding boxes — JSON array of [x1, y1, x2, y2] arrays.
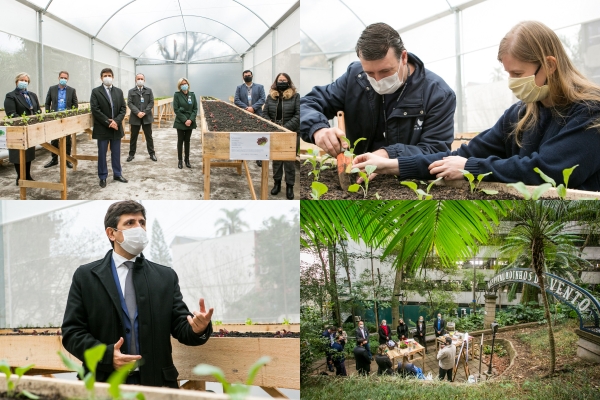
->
[[234, 70, 266, 117], [415, 316, 428, 353], [126, 73, 156, 162], [44, 70, 78, 169], [61, 201, 214, 387], [90, 68, 128, 188], [355, 320, 372, 360], [435, 313, 446, 338], [353, 339, 371, 376]]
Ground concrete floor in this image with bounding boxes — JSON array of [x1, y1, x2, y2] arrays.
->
[[0, 127, 300, 200]]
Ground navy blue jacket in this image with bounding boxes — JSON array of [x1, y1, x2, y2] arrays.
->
[[234, 83, 266, 117], [300, 53, 455, 156], [398, 101, 600, 191]]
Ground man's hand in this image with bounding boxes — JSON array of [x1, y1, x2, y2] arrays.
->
[[313, 127, 347, 157], [428, 156, 468, 180], [187, 298, 214, 334], [246, 107, 255, 113], [137, 112, 145, 118], [185, 120, 192, 127], [108, 119, 118, 130], [113, 337, 142, 370], [353, 152, 399, 176]]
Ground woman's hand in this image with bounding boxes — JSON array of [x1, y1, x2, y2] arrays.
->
[[185, 120, 192, 127], [428, 156, 468, 180], [353, 152, 399, 176]]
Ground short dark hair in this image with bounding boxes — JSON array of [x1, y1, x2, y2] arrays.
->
[[58, 71, 69, 78], [445, 337, 452, 345], [104, 201, 146, 247], [355, 22, 405, 61], [243, 70, 253, 76], [100, 68, 114, 78]]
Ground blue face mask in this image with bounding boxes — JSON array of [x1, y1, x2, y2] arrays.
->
[[181, 84, 189, 91], [59, 78, 67, 86], [17, 81, 28, 90]]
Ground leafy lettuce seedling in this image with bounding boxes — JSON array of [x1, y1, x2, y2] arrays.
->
[[107, 362, 145, 400], [311, 181, 328, 200], [348, 165, 377, 198], [400, 177, 443, 200], [0, 360, 38, 399], [59, 343, 107, 400], [507, 165, 578, 200], [303, 148, 331, 182], [340, 137, 366, 160], [459, 170, 498, 195]]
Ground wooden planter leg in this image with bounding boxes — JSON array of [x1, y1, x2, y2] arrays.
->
[[59, 136, 67, 200], [242, 161, 257, 200], [71, 133, 78, 171], [261, 161, 269, 200], [260, 387, 289, 398], [203, 157, 211, 199], [19, 149, 26, 200]]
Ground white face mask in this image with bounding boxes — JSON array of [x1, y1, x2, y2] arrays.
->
[[114, 226, 148, 255], [103, 77, 113, 86], [136, 80, 144, 87], [508, 71, 549, 103], [366, 61, 405, 95]]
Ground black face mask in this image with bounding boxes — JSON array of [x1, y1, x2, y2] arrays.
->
[[276, 82, 289, 91], [244, 76, 253, 83]]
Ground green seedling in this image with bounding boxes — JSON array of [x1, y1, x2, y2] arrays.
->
[[0, 360, 38, 399], [459, 170, 498, 195], [213, 320, 223, 326], [36, 110, 44, 123], [2, 116, 13, 126], [59, 343, 107, 400], [20, 112, 30, 126], [107, 362, 145, 400], [245, 318, 254, 325], [339, 137, 366, 159], [52, 112, 60, 121], [374, 192, 381, 199], [282, 318, 291, 325], [193, 356, 271, 400], [507, 165, 578, 200], [348, 165, 377, 198], [311, 181, 328, 200], [303, 148, 331, 182], [400, 177, 443, 200]]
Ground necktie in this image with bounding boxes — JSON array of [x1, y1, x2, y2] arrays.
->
[[124, 261, 138, 355], [106, 86, 114, 118]]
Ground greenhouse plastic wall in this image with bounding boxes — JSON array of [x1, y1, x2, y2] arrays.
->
[[0, 201, 299, 329]]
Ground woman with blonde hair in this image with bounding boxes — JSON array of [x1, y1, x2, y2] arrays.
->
[[353, 21, 600, 191], [173, 78, 198, 169], [4, 72, 40, 185]]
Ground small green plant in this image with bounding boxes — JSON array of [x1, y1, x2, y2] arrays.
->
[[339, 137, 366, 160], [59, 343, 106, 399], [193, 356, 271, 400], [459, 170, 498, 195], [52, 112, 60, 121], [0, 360, 39, 399], [348, 165, 377, 198], [36, 110, 44, 123], [400, 177, 443, 200], [213, 320, 223, 326], [20, 111, 30, 125], [2, 116, 13, 126], [106, 362, 145, 400], [245, 318, 254, 325], [282, 318, 291, 325], [303, 148, 331, 181], [507, 165, 578, 200], [311, 181, 328, 200]]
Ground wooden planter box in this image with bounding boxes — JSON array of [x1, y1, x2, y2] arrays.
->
[[0, 335, 300, 391], [216, 324, 299, 333], [5, 113, 92, 149], [0, 374, 265, 400]]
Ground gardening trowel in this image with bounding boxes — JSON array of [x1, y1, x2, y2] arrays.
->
[[336, 111, 352, 191]]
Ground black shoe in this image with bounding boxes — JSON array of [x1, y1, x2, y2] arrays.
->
[[178, 160, 183, 169], [44, 158, 58, 168], [150, 154, 157, 162], [286, 184, 294, 200], [271, 180, 281, 195], [126, 155, 134, 162], [114, 175, 128, 183], [99, 179, 106, 188], [185, 160, 192, 168], [256, 160, 262, 167], [67, 161, 73, 169]]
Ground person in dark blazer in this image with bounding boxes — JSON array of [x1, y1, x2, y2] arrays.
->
[[173, 78, 198, 169], [4, 72, 39, 185], [90, 68, 128, 188], [435, 313, 447, 338], [397, 318, 409, 341], [355, 320, 372, 359], [61, 201, 214, 387], [127, 74, 156, 162], [264, 73, 300, 200], [378, 319, 391, 345], [353, 339, 371, 376], [44, 70, 78, 169], [375, 344, 393, 375], [234, 70, 266, 117], [415, 316, 428, 353]]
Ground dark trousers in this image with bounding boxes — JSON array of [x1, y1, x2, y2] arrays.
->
[[364, 342, 372, 358], [14, 162, 33, 180], [415, 334, 427, 352], [357, 367, 369, 376], [129, 123, 154, 156], [176, 129, 192, 161], [97, 138, 122, 179], [438, 366, 452, 381], [334, 361, 347, 376], [272, 161, 295, 185], [125, 371, 141, 385], [50, 136, 72, 159]]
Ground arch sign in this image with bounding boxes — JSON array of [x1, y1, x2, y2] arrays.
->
[[487, 268, 600, 336]]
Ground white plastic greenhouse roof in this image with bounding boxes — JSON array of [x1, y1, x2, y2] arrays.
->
[[301, 0, 484, 59], [17, 0, 298, 58]]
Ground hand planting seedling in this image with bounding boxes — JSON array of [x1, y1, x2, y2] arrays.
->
[[459, 170, 498, 195], [0, 360, 39, 399], [348, 165, 377, 198], [311, 181, 328, 200], [59, 343, 107, 400], [339, 137, 366, 172], [193, 356, 271, 400], [507, 165, 578, 200], [303, 148, 332, 182], [400, 177, 443, 200]]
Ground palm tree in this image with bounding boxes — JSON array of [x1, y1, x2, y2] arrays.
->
[[214, 208, 249, 236]]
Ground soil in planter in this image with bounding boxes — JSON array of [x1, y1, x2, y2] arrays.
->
[[201, 101, 282, 132], [0, 110, 91, 127], [212, 329, 299, 338], [0, 393, 61, 400], [300, 162, 523, 200]]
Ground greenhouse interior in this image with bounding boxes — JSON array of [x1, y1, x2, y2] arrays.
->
[[0, 0, 300, 201]]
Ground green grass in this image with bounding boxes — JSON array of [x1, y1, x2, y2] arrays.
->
[[516, 319, 578, 359]]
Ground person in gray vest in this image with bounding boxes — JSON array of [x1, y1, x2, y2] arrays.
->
[[127, 74, 156, 162]]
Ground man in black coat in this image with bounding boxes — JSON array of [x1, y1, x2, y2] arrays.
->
[[61, 201, 214, 387], [353, 339, 371, 376], [355, 320, 372, 359], [126, 74, 156, 162], [396, 318, 409, 341], [90, 68, 128, 188], [44, 70, 78, 169]]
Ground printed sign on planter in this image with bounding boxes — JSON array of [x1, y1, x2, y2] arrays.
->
[[230, 132, 271, 160]]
